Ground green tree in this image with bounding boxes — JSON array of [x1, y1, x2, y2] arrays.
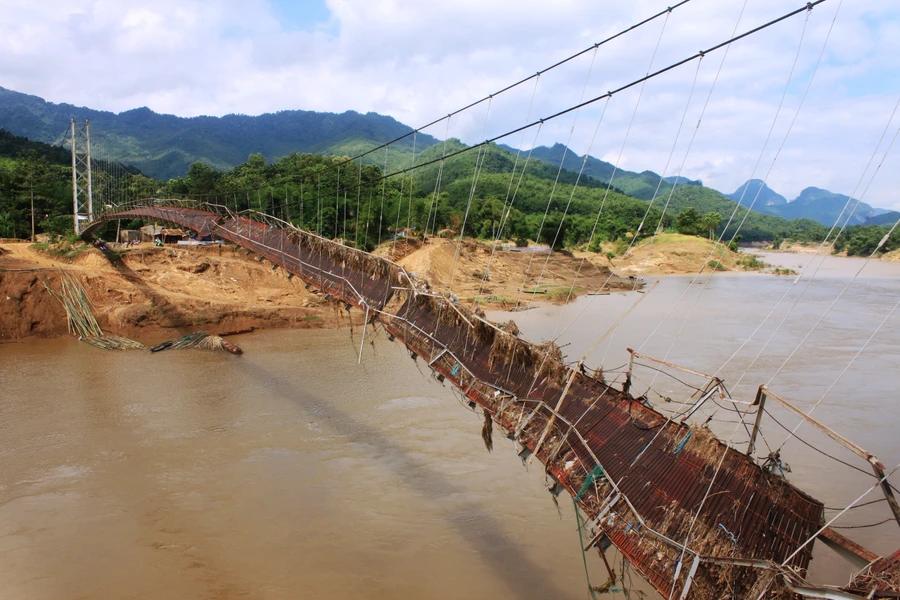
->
[[40, 214, 74, 238], [186, 161, 221, 195], [676, 207, 704, 236], [539, 212, 569, 250], [701, 211, 723, 239]]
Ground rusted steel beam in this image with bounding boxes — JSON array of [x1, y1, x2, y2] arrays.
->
[[817, 527, 879, 570], [627, 348, 718, 381], [757, 386, 883, 468], [747, 386, 768, 457], [872, 464, 900, 531], [756, 386, 900, 529]]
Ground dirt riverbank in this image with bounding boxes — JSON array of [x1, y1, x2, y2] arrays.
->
[[610, 233, 763, 275], [1, 240, 634, 341], [0, 242, 359, 341], [0, 234, 759, 341], [378, 237, 637, 306]]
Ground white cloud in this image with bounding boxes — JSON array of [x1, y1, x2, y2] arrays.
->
[[0, 0, 898, 209]]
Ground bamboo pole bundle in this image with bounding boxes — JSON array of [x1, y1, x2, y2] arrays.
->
[[81, 336, 146, 351], [41, 270, 145, 350], [150, 332, 242, 355], [41, 271, 103, 338]]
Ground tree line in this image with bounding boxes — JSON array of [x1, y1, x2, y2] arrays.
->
[[1, 128, 895, 259]]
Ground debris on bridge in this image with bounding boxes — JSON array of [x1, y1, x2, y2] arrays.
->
[[847, 550, 900, 596], [82, 200, 899, 600]]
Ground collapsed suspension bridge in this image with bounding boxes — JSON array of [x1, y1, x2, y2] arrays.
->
[[81, 199, 900, 599], [58, 0, 900, 597]]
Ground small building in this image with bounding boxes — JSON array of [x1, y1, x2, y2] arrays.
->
[[140, 225, 164, 242], [119, 230, 140, 243], [160, 229, 186, 244], [139, 225, 185, 244]]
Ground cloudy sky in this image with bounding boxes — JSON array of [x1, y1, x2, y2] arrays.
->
[[2, 0, 899, 209]]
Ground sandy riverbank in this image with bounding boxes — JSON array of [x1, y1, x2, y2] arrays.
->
[[607, 233, 763, 275]]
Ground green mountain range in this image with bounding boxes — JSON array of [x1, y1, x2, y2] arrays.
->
[[0, 86, 437, 181], [864, 211, 900, 227], [498, 142, 703, 201]]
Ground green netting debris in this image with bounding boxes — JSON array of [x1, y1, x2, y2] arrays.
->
[[576, 464, 607, 501]]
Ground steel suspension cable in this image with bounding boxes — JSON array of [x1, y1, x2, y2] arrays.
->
[[716, 95, 900, 383], [630, 3, 822, 395], [448, 97, 494, 291], [473, 75, 543, 305], [725, 113, 897, 401], [425, 117, 453, 238], [378, 146, 388, 246], [510, 44, 603, 313], [652, 1, 848, 394], [290, 0, 831, 237], [554, 41, 706, 348], [553, 0, 747, 354], [309, 1, 694, 179], [765, 167, 900, 390], [354, 159, 362, 247]]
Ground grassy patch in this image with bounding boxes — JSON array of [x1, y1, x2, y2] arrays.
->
[[31, 240, 91, 260], [545, 286, 576, 300], [707, 259, 726, 271], [738, 254, 766, 269]]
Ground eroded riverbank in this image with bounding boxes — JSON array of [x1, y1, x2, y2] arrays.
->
[[0, 242, 360, 340]]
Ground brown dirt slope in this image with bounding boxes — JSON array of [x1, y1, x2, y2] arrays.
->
[[0, 242, 357, 340], [881, 248, 900, 263], [381, 238, 634, 306], [615, 233, 762, 275]]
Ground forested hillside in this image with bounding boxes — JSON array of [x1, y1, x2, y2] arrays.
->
[[157, 139, 832, 252], [0, 128, 155, 239], [3, 128, 894, 258], [3, 84, 893, 248], [499, 142, 703, 201], [158, 148, 662, 252], [0, 129, 78, 238]]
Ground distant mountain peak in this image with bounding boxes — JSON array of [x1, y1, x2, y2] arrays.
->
[[728, 179, 787, 207]]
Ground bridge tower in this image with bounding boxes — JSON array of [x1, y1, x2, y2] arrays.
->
[[69, 118, 93, 234]]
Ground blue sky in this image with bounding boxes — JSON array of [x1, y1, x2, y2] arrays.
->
[[0, 0, 898, 210], [268, 0, 334, 33]]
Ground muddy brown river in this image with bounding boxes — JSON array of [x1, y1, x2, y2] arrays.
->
[[2, 252, 898, 599]]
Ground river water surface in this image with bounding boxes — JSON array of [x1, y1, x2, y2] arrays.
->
[[1, 252, 898, 599]]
